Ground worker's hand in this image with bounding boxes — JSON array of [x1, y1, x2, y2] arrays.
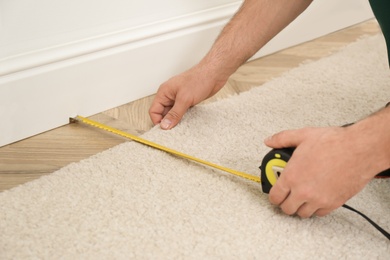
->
[[264, 126, 380, 218], [149, 65, 227, 130]]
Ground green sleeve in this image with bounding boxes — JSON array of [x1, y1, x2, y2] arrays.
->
[[369, 0, 390, 65]]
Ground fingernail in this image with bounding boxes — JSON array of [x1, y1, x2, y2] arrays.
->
[[264, 136, 272, 142], [160, 119, 172, 129]]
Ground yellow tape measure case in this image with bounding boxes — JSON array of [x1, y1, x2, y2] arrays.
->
[[259, 148, 294, 193]]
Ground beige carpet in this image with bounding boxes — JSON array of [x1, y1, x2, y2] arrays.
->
[[1, 34, 390, 259]]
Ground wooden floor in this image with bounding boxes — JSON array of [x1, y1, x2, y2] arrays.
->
[[0, 20, 381, 192]]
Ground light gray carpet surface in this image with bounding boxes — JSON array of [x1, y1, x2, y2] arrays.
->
[[1, 35, 390, 259]]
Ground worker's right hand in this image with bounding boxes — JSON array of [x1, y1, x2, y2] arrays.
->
[[149, 65, 227, 130]]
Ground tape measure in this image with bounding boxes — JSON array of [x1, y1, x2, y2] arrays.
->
[[71, 116, 261, 183], [259, 147, 390, 240], [259, 148, 294, 194]]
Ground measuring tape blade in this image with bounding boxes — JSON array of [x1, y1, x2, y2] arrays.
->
[[71, 115, 261, 183]]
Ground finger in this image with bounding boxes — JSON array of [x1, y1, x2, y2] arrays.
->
[[160, 98, 192, 130], [296, 202, 318, 218], [149, 99, 170, 125], [279, 192, 304, 216], [269, 180, 290, 206], [264, 128, 307, 149], [314, 209, 331, 217]]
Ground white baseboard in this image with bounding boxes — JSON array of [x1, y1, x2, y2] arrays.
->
[[0, 0, 374, 147]]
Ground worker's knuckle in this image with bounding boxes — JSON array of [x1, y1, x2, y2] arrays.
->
[[283, 172, 298, 186], [316, 196, 331, 209], [296, 188, 313, 202]]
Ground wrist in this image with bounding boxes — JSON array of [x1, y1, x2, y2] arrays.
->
[[193, 60, 231, 90], [348, 106, 390, 177]]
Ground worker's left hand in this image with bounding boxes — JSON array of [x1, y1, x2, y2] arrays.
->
[[264, 126, 377, 218]]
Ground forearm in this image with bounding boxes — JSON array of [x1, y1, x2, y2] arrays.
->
[[198, 0, 313, 84], [349, 105, 390, 178]]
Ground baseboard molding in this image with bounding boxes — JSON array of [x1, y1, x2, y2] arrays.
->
[[0, 3, 242, 77], [0, 0, 374, 147]]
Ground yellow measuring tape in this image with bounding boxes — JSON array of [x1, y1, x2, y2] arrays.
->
[[72, 115, 261, 183]]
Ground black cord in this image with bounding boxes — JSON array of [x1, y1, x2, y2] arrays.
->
[[342, 204, 390, 240]]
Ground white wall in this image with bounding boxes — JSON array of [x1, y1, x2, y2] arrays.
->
[[0, 0, 239, 75], [0, 0, 374, 146]]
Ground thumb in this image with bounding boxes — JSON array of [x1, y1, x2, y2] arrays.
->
[[160, 102, 191, 130], [264, 129, 305, 149]]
